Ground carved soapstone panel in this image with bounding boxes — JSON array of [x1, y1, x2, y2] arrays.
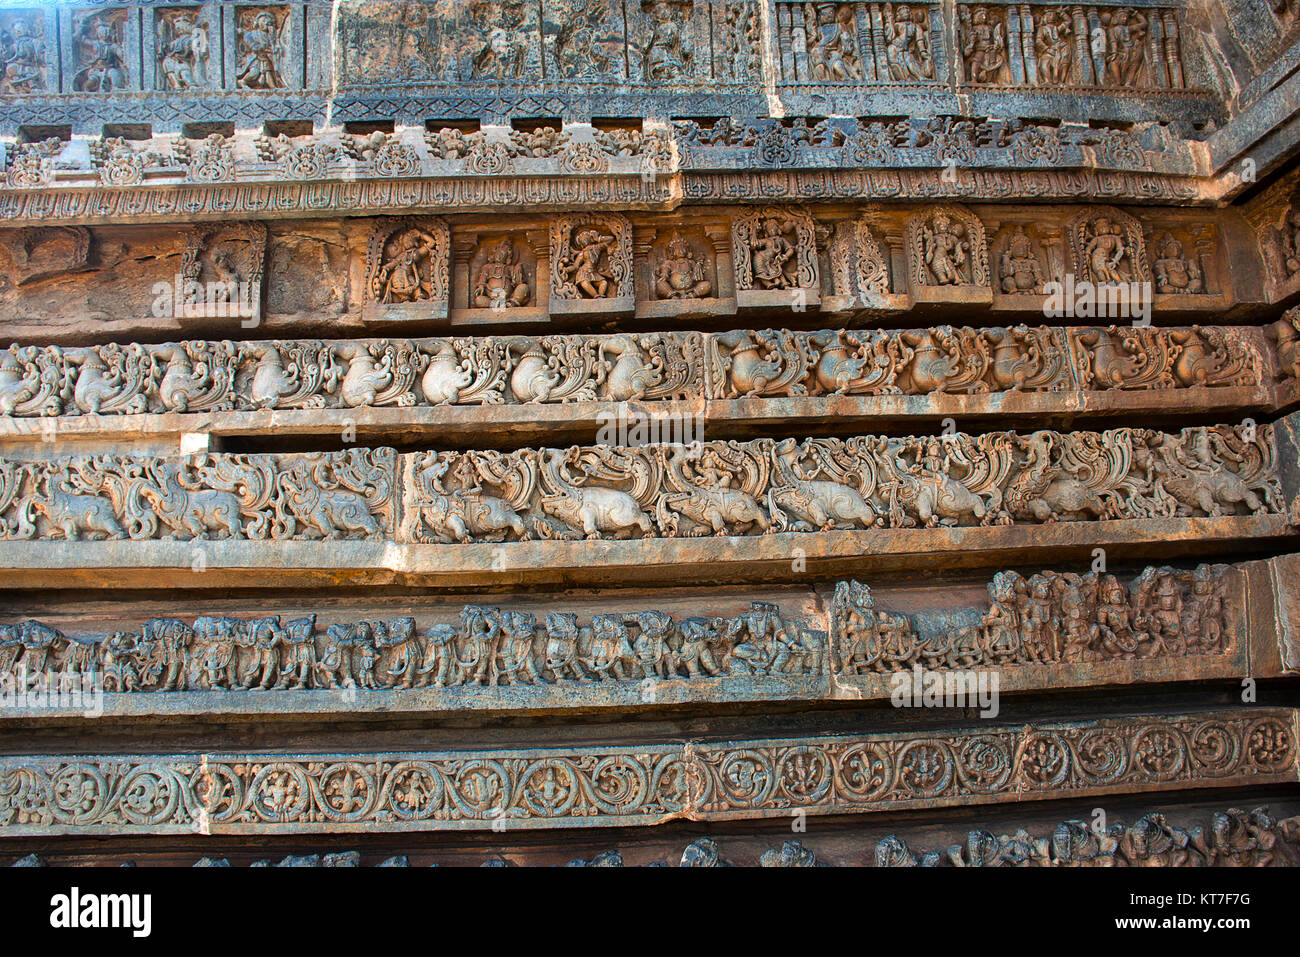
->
[[364, 217, 452, 326]]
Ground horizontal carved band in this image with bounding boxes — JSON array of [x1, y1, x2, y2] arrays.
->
[[0, 565, 1239, 708], [12, 806, 1296, 867], [0, 424, 1282, 546], [0, 168, 1214, 229], [1, 709, 1292, 834], [0, 325, 1268, 421]]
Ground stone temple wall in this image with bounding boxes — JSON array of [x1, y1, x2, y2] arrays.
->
[[2, 0, 1300, 867]]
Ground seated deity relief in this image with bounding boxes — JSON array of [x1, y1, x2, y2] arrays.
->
[[549, 213, 635, 317], [167, 223, 267, 326], [731, 207, 820, 310], [638, 227, 734, 320], [1151, 229, 1211, 297], [363, 216, 452, 326], [905, 205, 992, 303], [461, 234, 536, 316], [991, 223, 1052, 299]]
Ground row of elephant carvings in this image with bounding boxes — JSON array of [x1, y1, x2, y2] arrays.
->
[[0, 424, 1279, 544], [0, 324, 1265, 418], [0, 565, 1231, 693], [0, 712, 1292, 828]]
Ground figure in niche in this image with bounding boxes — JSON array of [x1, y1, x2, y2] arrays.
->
[[1153, 234, 1204, 294], [159, 12, 208, 90], [1084, 216, 1130, 284], [74, 17, 127, 92], [1102, 8, 1147, 86], [1034, 9, 1072, 85], [375, 228, 441, 304], [921, 213, 970, 285], [236, 11, 284, 89], [749, 218, 799, 289], [999, 226, 1045, 294], [473, 237, 531, 309], [807, 3, 864, 82], [472, 25, 527, 78], [0, 19, 43, 94], [654, 232, 712, 299], [961, 7, 1006, 83], [886, 5, 933, 80], [558, 228, 618, 298], [643, 1, 692, 81]]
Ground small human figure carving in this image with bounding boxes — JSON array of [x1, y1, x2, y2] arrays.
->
[[558, 228, 618, 298]]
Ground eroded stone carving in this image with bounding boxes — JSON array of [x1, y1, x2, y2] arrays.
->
[[831, 565, 1231, 672], [879, 807, 1294, 867], [157, 8, 211, 90], [236, 8, 287, 89], [72, 9, 128, 92], [0, 13, 44, 94], [886, 4, 934, 80]]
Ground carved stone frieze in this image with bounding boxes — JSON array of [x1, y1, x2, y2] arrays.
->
[[881, 806, 1296, 866], [0, 449, 396, 542], [0, 709, 1292, 833], [0, 324, 1265, 421], [0, 563, 1235, 697]]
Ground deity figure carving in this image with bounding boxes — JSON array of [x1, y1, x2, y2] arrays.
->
[[551, 215, 633, 301], [0, 16, 44, 94], [886, 5, 933, 81], [907, 207, 989, 288], [366, 219, 451, 306], [472, 237, 531, 309], [549, 0, 621, 77], [558, 229, 617, 298], [960, 6, 1008, 84], [653, 232, 712, 299], [806, 3, 863, 82], [1101, 8, 1148, 86], [157, 10, 210, 90], [1068, 209, 1150, 286], [73, 13, 127, 92], [998, 226, 1047, 294], [1153, 234, 1205, 294], [236, 9, 285, 89], [1034, 9, 1073, 84], [643, 0, 693, 81], [469, 2, 529, 78], [752, 219, 800, 289]]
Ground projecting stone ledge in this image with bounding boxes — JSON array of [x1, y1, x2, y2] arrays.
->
[[0, 516, 1291, 590], [0, 708, 1292, 836]]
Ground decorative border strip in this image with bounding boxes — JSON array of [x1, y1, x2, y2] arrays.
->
[[0, 709, 1292, 833], [0, 325, 1266, 422]]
